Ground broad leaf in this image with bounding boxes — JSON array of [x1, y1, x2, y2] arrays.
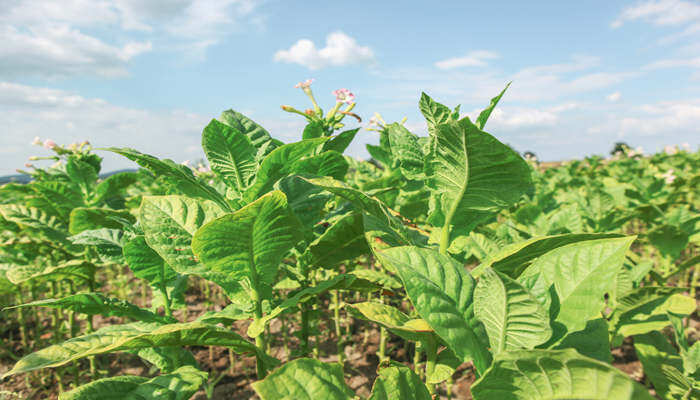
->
[[471, 349, 654, 400], [192, 191, 301, 292], [202, 118, 257, 195], [386, 123, 424, 179], [475, 82, 510, 130], [5, 293, 174, 324], [376, 246, 491, 373], [426, 117, 533, 241], [611, 287, 696, 337], [301, 212, 369, 269], [3, 322, 262, 377], [58, 366, 207, 400], [219, 109, 276, 158], [347, 301, 432, 342], [7, 260, 95, 285], [518, 236, 635, 333], [369, 363, 431, 400], [103, 147, 230, 211], [252, 358, 354, 400], [474, 268, 551, 354], [68, 207, 134, 235], [634, 331, 684, 399]]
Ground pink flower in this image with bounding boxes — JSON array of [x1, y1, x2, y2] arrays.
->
[[197, 165, 210, 173], [31, 136, 41, 146], [294, 79, 314, 89], [661, 169, 676, 184], [43, 139, 56, 149], [24, 163, 33, 168], [664, 145, 678, 155], [681, 142, 690, 151], [333, 88, 355, 104]]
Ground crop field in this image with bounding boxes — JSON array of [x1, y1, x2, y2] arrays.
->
[[0, 84, 698, 400]]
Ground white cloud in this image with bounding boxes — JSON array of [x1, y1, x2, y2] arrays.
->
[[643, 56, 700, 69], [0, 25, 151, 78], [434, 51, 499, 70], [607, 91, 622, 102], [612, 0, 700, 28], [274, 31, 375, 70], [0, 0, 263, 78]]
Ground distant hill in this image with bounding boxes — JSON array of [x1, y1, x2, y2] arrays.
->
[[0, 169, 138, 185]]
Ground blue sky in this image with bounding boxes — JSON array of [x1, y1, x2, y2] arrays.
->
[[1, 0, 699, 175]]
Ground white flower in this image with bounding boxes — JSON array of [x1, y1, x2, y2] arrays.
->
[[181, 160, 191, 167], [31, 136, 41, 146], [294, 79, 314, 89], [43, 139, 57, 149], [332, 88, 355, 104], [664, 145, 678, 155], [681, 142, 690, 151]]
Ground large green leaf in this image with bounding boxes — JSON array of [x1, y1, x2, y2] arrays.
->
[[552, 319, 611, 363], [68, 207, 134, 235], [376, 246, 491, 373], [474, 268, 551, 354], [138, 195, 238, 294], [243, 138, 328, 202], [66, 156, 98, 198], [474, 233, 624, 278], [301, 212, 369, 269], [92, 171, 139, 206], [471, 349, 653, 400], [425, 116, 533, 240], [291, 151, 349, 181], [518, 236, 635, 333], [347, 301, 432, 342], [202, 118, 258, 195], [103, 147, 230, 211], [369, 363, 432, 400], [58, 366, 207, 400], [323, 128, 359, 154], [611, 287, 696, 337], [0, 204, 68, 243], [123, 235, 180, 287], [192, 190, 301, 291], [218, 109, 276, 159], [634, 331, 684, 399], [3, 322, 261, 377], [252, 358, 354, 400], [6, 260, 95, 285], [5, 293, 174, 324], [29, 181, 83, 220], [419, 92, 453, 135], [386, 123, 424, 179], [69, 228, 125, 263]]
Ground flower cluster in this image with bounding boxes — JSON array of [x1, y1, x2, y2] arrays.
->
[[332, 88, 355, 104], [660, 169, 676, 184]]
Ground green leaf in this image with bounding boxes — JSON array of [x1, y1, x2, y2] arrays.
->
[[426, 117, 533, 241], [648, 224, 689, 260], [29, 181, 83, 220], [0, 204, 68, 243], [475, 233, 625, 278], [3, 322, 261, 377], [202, 118, 258, 195], [369, 363, 432, 400], [68, 207, 134, 235], [6, 260, 95, 285], [611, 287, 696, 337], [552, 318, 611, 363], [427, 348, 462, 384], [138, 195, 238, 295], [92, 172, 139, 206], [69, 228, 125, 263], [252, 358, 354, 400], [386, 123, 424, 179], [419, 92, 453, 134], [302, 120, 325, 139], [276, 176, 332, 228], [5, 293, 174, 324], [323, 128, 359, 153], [347, 301, 432, 342], [301, 212, 369, 269], [58, 366, 207, 400], [103, 147, 230, 211], [472, 349, 654, 399], [219, 109, 276, 157], [518, 236, 635, 333], [66, 156, 98, 198], [192, 190, 301, 292], [123, 235, 179, 288], [475, 82, 510, 130], [136, 347, 197, 374], [243, 138, 328, 202], [376, 246, 491, 373], [634, 331, 684, 399], [349, 269, 402, 289], [291, 151, 349, 181], [474, 268, 551, 354]]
